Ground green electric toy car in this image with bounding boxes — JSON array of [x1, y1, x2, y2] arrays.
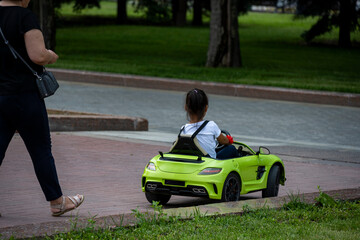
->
[[142, 130, 286, 205]]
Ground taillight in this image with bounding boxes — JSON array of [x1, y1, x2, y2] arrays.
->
[[146, 162, 156, 171], [198, 168, 222, 175]]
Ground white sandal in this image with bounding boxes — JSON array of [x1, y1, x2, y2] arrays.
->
[[51, 194, 84, 217]]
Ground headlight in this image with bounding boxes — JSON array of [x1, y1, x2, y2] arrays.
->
[[198, 168, 222, 175], [146, 162, 156, 171]]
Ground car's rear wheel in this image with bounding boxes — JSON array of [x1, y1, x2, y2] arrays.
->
[[221, 173, 241, 202], [145, 192, 171, 205], [262, 165, 280, 198]]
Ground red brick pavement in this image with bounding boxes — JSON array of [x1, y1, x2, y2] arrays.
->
[[1, 133, 359, 230]]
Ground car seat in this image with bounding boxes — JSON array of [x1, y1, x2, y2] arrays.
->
[[169, 120, 210, 157]]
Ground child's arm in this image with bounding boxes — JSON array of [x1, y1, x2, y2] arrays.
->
[[217, 133, 233, 145]]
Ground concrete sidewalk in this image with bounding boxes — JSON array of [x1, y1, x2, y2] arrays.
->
[[1, 132, 359, 239]]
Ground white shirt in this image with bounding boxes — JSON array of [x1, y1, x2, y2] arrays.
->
[[181, 120, 221, 158]]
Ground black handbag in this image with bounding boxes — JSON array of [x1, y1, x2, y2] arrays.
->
[[0, 27, 59, 99], [34, 69, 59, 98]]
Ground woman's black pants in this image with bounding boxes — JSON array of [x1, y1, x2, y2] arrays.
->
[[0, 92, 63, 201]]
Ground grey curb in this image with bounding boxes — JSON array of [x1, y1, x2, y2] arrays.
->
[[48, 110, 148, 131], [50, 68, 360, 108], [1, 187, 359, 239]]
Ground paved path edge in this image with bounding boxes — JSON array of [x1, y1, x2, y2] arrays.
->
[[1, 187, 359, 239], [48, 109, 148, 131], [50, 68, 360, 108]]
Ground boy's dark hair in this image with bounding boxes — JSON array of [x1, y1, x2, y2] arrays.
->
[[185, 88, 208, 120]]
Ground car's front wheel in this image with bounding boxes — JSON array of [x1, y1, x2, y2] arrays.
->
[[262, 165, 280, 198], [145, 192, 171, 205], [221, 173, 241, 202]]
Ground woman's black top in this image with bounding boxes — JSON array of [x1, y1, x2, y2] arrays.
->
[[0, 6, 42, 95]]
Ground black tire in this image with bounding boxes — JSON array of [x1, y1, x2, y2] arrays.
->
[[221, 173, 241, 202], [262, 165, 280, 198], [145, 192, 171, 205]]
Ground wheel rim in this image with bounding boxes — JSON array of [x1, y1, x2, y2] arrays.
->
[[225, 177, 240, 201]]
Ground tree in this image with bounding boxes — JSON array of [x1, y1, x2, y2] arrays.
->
[[192, 0, 203, 25], [117, 0, 128, 24], [63, 0, 100, 12], [294, 0, 360, 47], [135, 0, 172, 24], [30, 0, 56, 50], [206, 0, 242, 67], [192, 0, 211, 26], [30, 0, 101, 50], [172, 0, 188, 26]]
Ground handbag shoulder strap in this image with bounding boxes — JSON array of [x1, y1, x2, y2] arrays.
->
[[0, 27, 40, 78]]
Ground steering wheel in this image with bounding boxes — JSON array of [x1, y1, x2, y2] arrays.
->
[[215, 130, 231, 152]]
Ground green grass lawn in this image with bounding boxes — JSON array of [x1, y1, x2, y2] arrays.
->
[[58, 0, 142, 18], [55, 1, 360, 93], [41, 197, 360, 240]]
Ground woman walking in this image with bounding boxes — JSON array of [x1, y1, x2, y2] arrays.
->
[[0, 0, 84, 216]]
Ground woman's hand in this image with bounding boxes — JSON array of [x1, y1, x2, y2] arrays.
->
[[47, 50, 58, 64]]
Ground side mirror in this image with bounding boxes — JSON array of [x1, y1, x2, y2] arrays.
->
[[257, 146, 270, 155]]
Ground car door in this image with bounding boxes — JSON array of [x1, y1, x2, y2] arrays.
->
[[234, 154, 259, 182]]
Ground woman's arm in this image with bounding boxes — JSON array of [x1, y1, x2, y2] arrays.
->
[[24, 29, 58, 65]]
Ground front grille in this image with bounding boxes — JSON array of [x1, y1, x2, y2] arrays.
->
[[165, 180, 185, 186]]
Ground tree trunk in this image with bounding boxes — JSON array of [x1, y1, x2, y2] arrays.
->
[[30, 0, 56, 50], [206, 0, 241, 67], [117, 0, 127, 24], [172, 0, 187, 26], [192, 0, 203, 26], [338, 0, 352, 47]]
